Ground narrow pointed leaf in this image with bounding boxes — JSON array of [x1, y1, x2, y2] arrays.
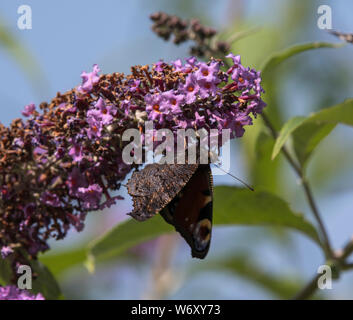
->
[[87, 186, 321, 268], [272, 116, 306, 160], [261, 42, 344, 78]]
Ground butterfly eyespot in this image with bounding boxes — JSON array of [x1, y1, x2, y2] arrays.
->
[[193, 219, 212, 251]]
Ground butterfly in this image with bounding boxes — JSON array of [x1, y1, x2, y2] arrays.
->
[[126, 163, 213, 259], [328, 30, 353, 44]]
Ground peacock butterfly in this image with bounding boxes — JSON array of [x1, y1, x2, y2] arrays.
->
[[127, 163, 213, 259]]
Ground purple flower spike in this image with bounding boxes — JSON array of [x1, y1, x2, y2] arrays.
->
[[66, 167, 87, 196], [69, 144, 84, 163], [172, 58, 183, 72], [1, 246, 13, 259], [154, 60, 165, 72], [86, 116, 103, 139], [22, 103, 36, 117], [195, 61, 220, 83], [95, 98, 116, 125], [0, 286, 45, 300], [182, 74, 199, 104], [226, 53, 241, 66], [78, 184, 103, 210], [78, 64, 101, 93], [40, 191, 61, 207], [23, 203, 36, 217], [0, 52, 265, 264], [162, 90, 184, 113], [145, 93, 165, 123]]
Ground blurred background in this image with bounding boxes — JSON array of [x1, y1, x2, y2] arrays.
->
[[1, 0, 353, 299]]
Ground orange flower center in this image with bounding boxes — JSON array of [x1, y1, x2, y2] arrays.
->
[[187, 85, 194, 92], [153, 104, 160, 111], [202, 69, 209, 76]]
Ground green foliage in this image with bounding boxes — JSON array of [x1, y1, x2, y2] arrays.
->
[[272, 116, 306, 160], [30, 260, 62, 300], [39, 248, 87, 277], [87, 186, 321, 270], [293, 122, 336, 169], [0, 258, 61, 300], [272, 99, 353, 169], [0, 258, 12, 286], [87, 216, 173, 271], [252, 130, 281, 191], [260, 41, 344, 132], [213, 186, 320, 245], [261, 42, 344, 78]]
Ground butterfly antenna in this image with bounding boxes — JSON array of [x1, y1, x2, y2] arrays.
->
[[213, 163, 254, 191]]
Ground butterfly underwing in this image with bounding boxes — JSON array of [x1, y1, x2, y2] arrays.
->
[[127, 163, 213, 259], [329, 30, 353, 44]]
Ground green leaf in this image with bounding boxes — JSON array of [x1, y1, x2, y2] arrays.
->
[[87, 216, 174, 268], [30, 260, 62, 300], [272, 116, 306, 160], [280, 99, 353, 168], [88, 186, 321, 268], [225, 26, 261, 45], [213, 186, 321, 245], [39, 246, 137, 277], [305, 98, 353, 126], [0, 258, 12, 286], [261, 42, 344, 78], [0, 258, 61, 300], [252, 130, 281, 192], [39, 248, 87, 277], [293, 122, 336, 168]]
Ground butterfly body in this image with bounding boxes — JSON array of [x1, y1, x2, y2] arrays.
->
[[127, 164, 213, 259]]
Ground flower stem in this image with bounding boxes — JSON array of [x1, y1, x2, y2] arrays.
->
[[292, 273, 321, 300], [261, 112, 333, 259], [293, 237, 353, 299]]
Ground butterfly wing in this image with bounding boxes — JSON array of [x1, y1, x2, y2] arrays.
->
[[127, 163, 198, 221], [160, 164, 213, 259]]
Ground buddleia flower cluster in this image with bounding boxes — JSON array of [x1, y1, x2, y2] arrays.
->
[[0, 285, 44, 300], [0, 53, 265, 272]]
